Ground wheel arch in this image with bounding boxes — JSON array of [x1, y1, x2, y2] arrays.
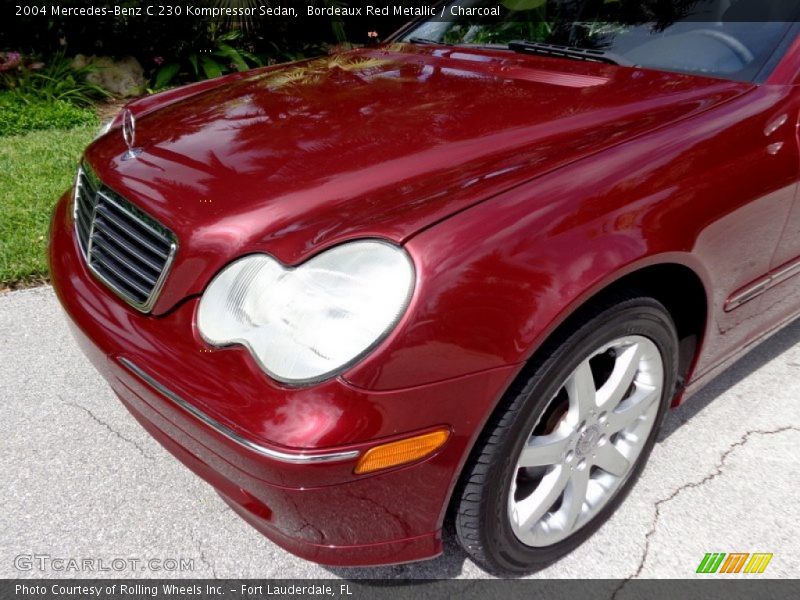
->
[[516, 254, 712, 404], [442, 257, 710, 532], [555, 261, 709, 396]]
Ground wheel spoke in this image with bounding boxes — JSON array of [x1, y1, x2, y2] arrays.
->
[[596, 342, 641, 410], [606, 384, 660, 434], [561, 467, 591, 532], [593, 442, 630, 477], [518, 434, 570, 468], [566, 360, 596, 421], [514, 466, 570, 530]]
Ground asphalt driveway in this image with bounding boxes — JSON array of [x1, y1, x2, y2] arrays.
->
[[2, 286, 799, 579]]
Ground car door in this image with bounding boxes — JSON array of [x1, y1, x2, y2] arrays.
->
[[686, 78, 800, 382], [757, 89, 800, 327]]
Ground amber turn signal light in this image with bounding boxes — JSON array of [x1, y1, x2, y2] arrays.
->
[[354, 429, 451, 475]]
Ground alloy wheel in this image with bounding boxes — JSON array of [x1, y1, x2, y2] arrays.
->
[[507, 335, 663, 547]]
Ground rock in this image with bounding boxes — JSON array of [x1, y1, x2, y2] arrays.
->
[[71, 54, 145, 97]]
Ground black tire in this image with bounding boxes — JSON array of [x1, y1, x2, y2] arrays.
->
[[453, 293, 679, 575]]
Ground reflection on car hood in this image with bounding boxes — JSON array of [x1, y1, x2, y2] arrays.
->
[[85, 44, 751, 313]]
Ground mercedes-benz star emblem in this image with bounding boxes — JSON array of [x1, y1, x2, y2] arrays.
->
[[121, 109, 142, 160]]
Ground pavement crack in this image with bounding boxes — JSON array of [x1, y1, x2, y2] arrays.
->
[[612, 425, 800, 598], [60, 395, 156, 461], [192, 531, 218, 579]]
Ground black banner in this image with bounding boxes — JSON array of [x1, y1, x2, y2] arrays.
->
[[2, 580, 800, 600], [6, 0, 800, 23]]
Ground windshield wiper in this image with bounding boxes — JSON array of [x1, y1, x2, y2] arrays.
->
[[407, 36, 443, 45], [508, 40, 633, 67]]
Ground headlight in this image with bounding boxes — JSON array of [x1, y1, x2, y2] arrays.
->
[[197, 240, 415, 384]]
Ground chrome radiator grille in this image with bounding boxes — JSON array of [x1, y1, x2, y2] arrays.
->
[[73, 164, 177, 312]]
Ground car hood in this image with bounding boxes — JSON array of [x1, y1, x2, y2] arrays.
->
[[84, 44, 751, 314]]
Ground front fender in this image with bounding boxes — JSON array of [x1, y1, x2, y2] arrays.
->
[[342, 178, 706, 391]]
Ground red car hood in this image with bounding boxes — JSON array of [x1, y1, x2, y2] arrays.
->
[[84, 44, 751, 314]]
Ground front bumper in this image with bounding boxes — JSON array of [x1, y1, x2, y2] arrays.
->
[[48, 190, 521, 566]]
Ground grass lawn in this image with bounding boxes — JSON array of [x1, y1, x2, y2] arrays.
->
[[0, 125, 96, 287]]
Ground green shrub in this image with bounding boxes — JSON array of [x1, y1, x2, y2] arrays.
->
[[151, 31, 262, 91], [0, 93, 98, 137], [2, 52, 111, 107]]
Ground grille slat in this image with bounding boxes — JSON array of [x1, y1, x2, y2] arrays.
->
[[90, 256, 152, 302], [93, 208, 171, 259], [73, 164, 177, 312], [74, 175, 97, 255], [92, 229, 164, 274], [77, 200, 93, 228], [97, 191, 175, 245], [90, 238, 159, 286], [75, 212, 91, 250]]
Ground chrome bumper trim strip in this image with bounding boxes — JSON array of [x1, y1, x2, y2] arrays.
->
[[118, 357, 360, 464]]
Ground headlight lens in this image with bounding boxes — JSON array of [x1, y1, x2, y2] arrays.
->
[[197, 240, 415, 384]]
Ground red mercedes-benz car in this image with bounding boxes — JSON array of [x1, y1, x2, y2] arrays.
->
[[49, 0, 800, 574]]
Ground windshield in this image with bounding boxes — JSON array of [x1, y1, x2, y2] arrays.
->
[[400, 0, 797, 82]]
